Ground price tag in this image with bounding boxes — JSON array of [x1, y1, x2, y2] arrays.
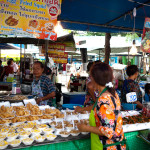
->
[[126, 92, 137, 103]]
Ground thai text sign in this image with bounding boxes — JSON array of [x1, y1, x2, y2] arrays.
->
[[0, 0, 61, 40]]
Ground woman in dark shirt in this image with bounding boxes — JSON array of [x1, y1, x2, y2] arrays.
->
[[121, 65, 143, 109]]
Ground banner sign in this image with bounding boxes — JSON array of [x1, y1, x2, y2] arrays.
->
[[0, 0, 61, 40], [141, 17, 150, 53], [49, 52, 68, 64]]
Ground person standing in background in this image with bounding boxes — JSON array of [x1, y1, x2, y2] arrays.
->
[[3, 60, 14, 76], [0, 60, 4, 81], [144, 83, 150, 102], [9, 58, 18, 73]]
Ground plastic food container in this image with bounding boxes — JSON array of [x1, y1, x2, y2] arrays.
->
[[45, 134, 57, 141], [10, 139, 21, 147], [42, 128, 54, 134], [19, 131, 31, 139], [22, 138, 34, 145], [59, 131, 70, 137], [7, 133, 19, 142], [35, 135, 45, 142], [0, 141, 8, 149]]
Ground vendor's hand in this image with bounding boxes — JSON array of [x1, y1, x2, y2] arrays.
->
[[77, 122, 88, 132], [36, 98, 42, 105], [74, 106, 83, 113]]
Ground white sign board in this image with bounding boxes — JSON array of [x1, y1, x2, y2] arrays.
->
[[126, 92, 137, 103]]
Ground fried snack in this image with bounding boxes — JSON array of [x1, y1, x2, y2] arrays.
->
[[55, 124, 63, 129], [39, 115, 53, 119], [26, 103, 43, 116], [59, 131, 69, 135], [53, 112, 64, 118], [12, 116, 27, 123], [5, 16, 18, 26], [43, 108, 61, 115], [66, 123, 73, 128], [0, 112, 15, 119], [16, 110, 30, 117], [70, 130, 79, 134], [13, 106, 26, 111], [29, 20, 38, 28], [12, 95, 27, 100], [0, 119, 12, 124], [26, 115, 39, 121], [0, 106, 13, 113]]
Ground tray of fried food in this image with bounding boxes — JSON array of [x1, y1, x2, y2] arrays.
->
[[12, 116, 27, 123], [0, 112, 15, 119], [0, 119, 12, 124], [27, 103, 43, 116], [39, 114, 54, 120], [11, 95, 28, 101], [123, 114, 150, 125], [13, 106, 30, 117], [53, 112, 64, 119], [25, 115, 39, 122], [0, 105, 13, 113], [43, 108, 61, 115]]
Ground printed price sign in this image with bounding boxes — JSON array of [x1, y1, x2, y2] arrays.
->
[[126, 92, 137, 103]]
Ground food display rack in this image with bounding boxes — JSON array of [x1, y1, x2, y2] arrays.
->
[[5, 134, 90, 150]]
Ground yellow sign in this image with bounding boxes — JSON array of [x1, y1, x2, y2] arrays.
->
[[0, 0, 61, 40]]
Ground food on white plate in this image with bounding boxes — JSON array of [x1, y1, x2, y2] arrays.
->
[[53, 113, 64, 118], [0, 141, 8, 149], [26, 103, 43, 116], [66, 124, 73, 128], [22, 138, 34, 145], [37, 124, 48, 129], [43, 128, 53, 134], [35, 135, 45, 142], [39, 115, 53, 119], [0, 128, 9, 134], [59, 131, 70, 137], [0, 134, 6, 141], [45, 134, 57, 141], [31, 128, 41, 135], [55, 124, 63, 129], [70, 130, 80, 136], [10, 139, 21, 147], [8, 129, 16, 133], [19, 131, 31, 138], [50, 121, 56, 126], [43, 108, 61, 115], [63, 121, 70, 125], [7, 132, 18, 138], [16, 128, 25, 133]]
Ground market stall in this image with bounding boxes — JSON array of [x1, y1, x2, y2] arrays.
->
[[0, 96, 149, 150]]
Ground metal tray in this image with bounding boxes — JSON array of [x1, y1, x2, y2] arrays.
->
[[5, 134, 90, 150]]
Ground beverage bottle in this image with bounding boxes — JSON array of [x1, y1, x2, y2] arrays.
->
[[12, 79, 17, 94]]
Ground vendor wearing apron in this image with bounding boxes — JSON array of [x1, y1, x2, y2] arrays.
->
[[77, 62, 126, 150], [32, 61, 56, 106]]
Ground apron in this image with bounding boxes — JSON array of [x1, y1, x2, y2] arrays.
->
[[32, 80, 48, 105], [89, 88, 107, 150], [89, 88, 128, 150]]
